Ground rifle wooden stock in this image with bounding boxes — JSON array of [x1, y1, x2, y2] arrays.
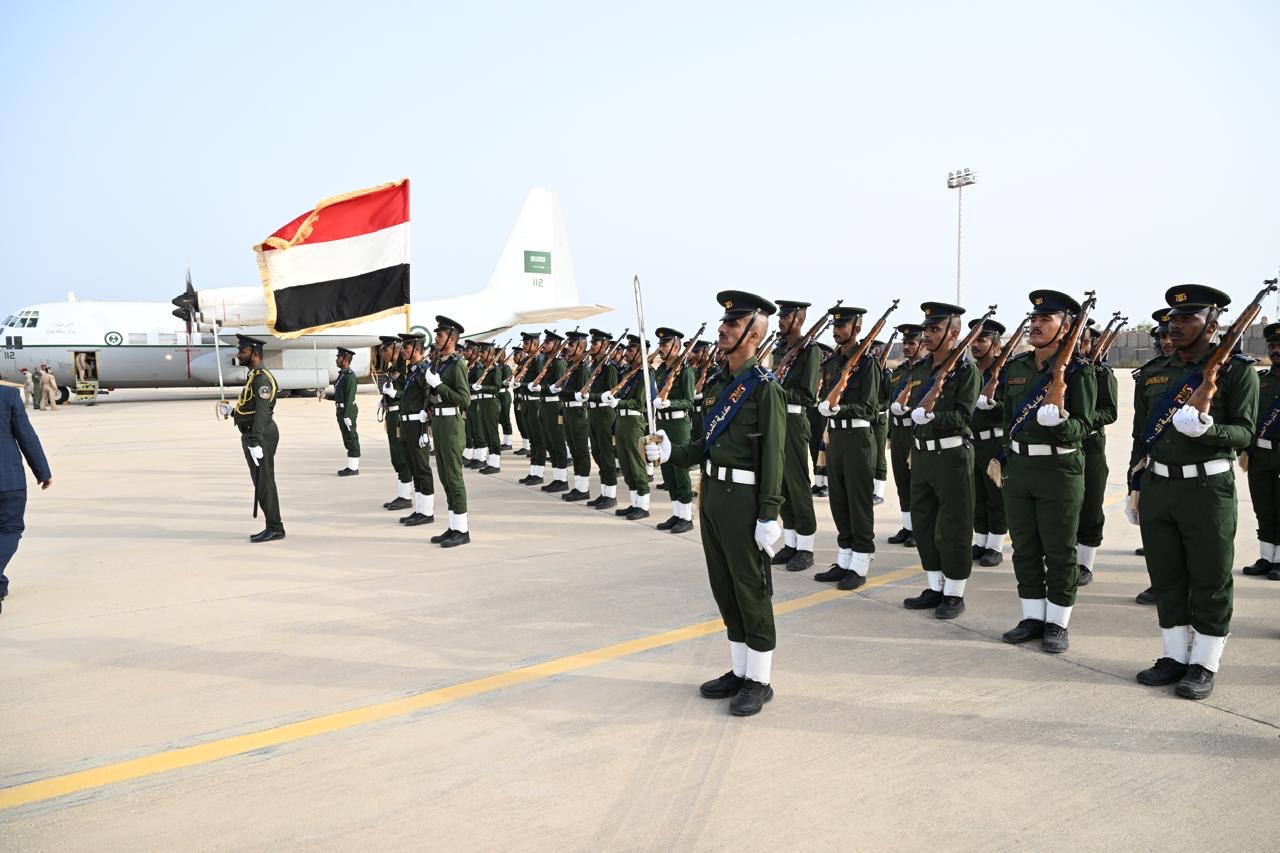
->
[[694, 352, 722, 395], [877, 329, 900, 371], [609, 352, 661, 397], [583, 331, 629, 391], [979, 314, 1030, 400], [1088, 313, 1123, 366], [1186, 279, 1279, 414], [527, 341, 569, 387], [657, 323, 707, 401], [755, 331, 779, 364], [1094, 317, 1126, 365], [1044, 293, 1097, 411], [475, 338, 513, 385], [776, 304, 840, 381], [823, 300, 900, 407], [906, 306, 997, 413]]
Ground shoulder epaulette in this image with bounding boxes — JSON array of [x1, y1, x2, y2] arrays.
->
[[1229, 352, 1257, 365], [754, 365, 776, 382], [1132, 354, 1164, 379], [1011, 351, 1034, 364]]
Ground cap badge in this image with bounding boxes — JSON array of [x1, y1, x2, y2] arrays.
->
[[1174, 292, 1187, 303]]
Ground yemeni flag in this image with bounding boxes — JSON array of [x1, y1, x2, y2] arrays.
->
[[254, 179, 410, 338]]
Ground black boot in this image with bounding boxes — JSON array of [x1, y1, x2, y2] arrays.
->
[[383, 496, 412, 511], [430, 528, 455, 543], [1002, 619, 1045, 644], [1077, 566, 1094, 586], [728, 679, 774, 716], [337, 467, 359, 477], [1174, 664, 1215, 699], [250, 529, 286, 543], [836, 571, 866, 591], [441, 530, 471, 548], [1136, 657, 1188, 686], [1135, 587, 1158, 605], [771, 546, 796, 566], [479, 466, 500, 475], [978, 549, 1003, 567], [514, 447, 529, 456], [903, 532, 916, 547], [656, 515, 680, 531], [934, 595, 965, 619], [903, 588, 943, 610], [541, 480, 568, 493], [699, 671, 744, 699], [1242, 558, 1272, 576], [624, 507, 650, 520], [594, 497, 618, 510], [670, 519, 694, 534], [785, 551, 814, 572], [615, 505, 634, 516], [561, 489, 590, 502], [402, 513, 434, 527], [1041, 623, 1069, 654], [971, 544, 984, 561], [813, 564, 849, 583], [887, 528, 912, 545]]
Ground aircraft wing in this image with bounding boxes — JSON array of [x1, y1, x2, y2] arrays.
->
[[509, 304, 612, 325]]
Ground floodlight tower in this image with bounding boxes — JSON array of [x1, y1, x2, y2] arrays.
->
[[947, 168, 977, 304]]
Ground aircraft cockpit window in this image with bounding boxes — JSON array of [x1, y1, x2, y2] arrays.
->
[[15, 310, 39, 327], [2, 316, 15, 327]]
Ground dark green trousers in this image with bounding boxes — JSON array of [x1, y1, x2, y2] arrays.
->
[[910, 443, 974, 580], [972, 436, 1007, 536], [657, 412, 693, 503], [1139, 469, 1235, 636], [1075, 434, 1108, 547], [398, 421, 435, 496], [779, 412, 816, 536], [873, 412, 889, 480], [807, 406, 826, 477], [828, 425, 875, 553], [565, 406, 591, 477], [477, 398, 501, 455], [241, 423, 282, 531], [699, 476, 776, 651], [589, 407, 618, 486], [514, 397, 529, 444], [889, 421, 913, 513], [337, 413, 360, 457], [539, 402, 568, 468], [1247, 454, 1280, 544], [499, 390, 512, 437], [525, 400, 546, 464], [385, 412, 412, 484], [433, 413, 467, 513], [615, 412, 649, 494], [1003, 452, 1084, 607]]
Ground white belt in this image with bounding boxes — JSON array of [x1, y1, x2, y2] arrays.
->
[[976, 428, 1004, 441], [405, 412, 428, 422], [1149, 459, 1232, 479], [618, 410, 643, 417], [1256, 438, 1273, 450], [658, 410, 687, 420], [786, 404, 803, 415], [914, 436, 965, 451], [829, 418, 871, 430], [473, 393, 494, 400], [703, 462, 756, 484], [566, 401, 584, 408], [432, 406, 459, 417], [894, 416, 914, 428], [1010, 440, 1076, 457], [388, 405, 400, 412], [336, 402, 345, 408]]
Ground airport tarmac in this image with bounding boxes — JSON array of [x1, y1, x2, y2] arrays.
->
[[2, 384, 1278, 851]]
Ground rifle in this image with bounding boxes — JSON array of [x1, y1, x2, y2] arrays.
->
[[609, 351, 662, 397], [1185, 278, 1279, 415], [1094, 316, 1126, 365], [979, 314, 1030, 400], [1088, 312, 1123, 366], [657, 322, 707, 401], [877, 328, 900, 371], [527, 337, 571, 387], [694, 350, 722, 396], [583, 328, 630, 391], [824, 300, 900, 407], [898, 305, 997, 413], [754, 331, 779, 364], [474, 338, 512, 385], [1044, 293, 1097, 411], [510, 337, 547, 384], [775, 301, 841, 381]]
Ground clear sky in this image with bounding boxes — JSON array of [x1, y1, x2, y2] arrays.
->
[[2, 1, 1277, 336]]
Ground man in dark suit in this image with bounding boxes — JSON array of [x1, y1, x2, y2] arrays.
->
[[1, 384, 53, 614]]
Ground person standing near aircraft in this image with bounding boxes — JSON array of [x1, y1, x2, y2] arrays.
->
[[38, 367, 57, 411], [886, 324, 923, 547], [584, 329, 620, 510], [334, 347, 361, 476], [376, 336, 413, 511], [770, 300, 821, 573], [231, 336, 284, 543], [602, 335, 653, 520], [20, 370, 34, 409], [397, 332, 437, 527], [0, 380, 52, 614], [653, 327, 696, 534], [425, 316, 472, 547], [554, 331, 593, 501]]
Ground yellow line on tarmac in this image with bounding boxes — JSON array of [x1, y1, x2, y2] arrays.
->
[[0, 565, 922, 811]]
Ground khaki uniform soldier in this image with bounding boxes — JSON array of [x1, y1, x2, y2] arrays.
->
[[397, 332, 438, 526], [968, 318, 1007, 566], [375, 337, 414, 511], [469, 343, 504, 474], [1242, 322, 1280, 581], [982, 292, 1097, 654], [38, 368, 58, 411], [20, 370, 34, 409], [648, 290, 785, 717], [769, 300, 821, 573], [885, 325, 924, 546], [814, 305, 880, 590], [1074, 323, 1119, 585], [896, 303, 980, 619], [517, 332, 547, 477], [533, 330, 570, 493], [230, 336, 284, 542], [654, 327, 697, 534], [334, 347, 361, 476], [554, 331, 594, 501], [424, 316, 472, 547], [601, 335, 653, 519], [584, 330, 621, 510], [1129, 285, 1257, 700]]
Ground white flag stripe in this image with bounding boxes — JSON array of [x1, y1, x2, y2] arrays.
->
[[266, 221, 410, 291]]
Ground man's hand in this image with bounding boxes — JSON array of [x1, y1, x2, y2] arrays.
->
[[574, 391, 588, 403], [644, 430, 672, 464], [418, 433, 429, 448], [343, 417, 352, 429], [600, 391, 617, 405], [911, 407, 934, 426], [818, 400, 839, 418], [655, 397, 672, 410], [754, 519, 781, 552], [1036, 404, 1068, 427], [975, 395, 996, 411], [472, 382, 482, 391], [424, 369, 442, 388], [1124, 492, 1140, 525], [248, 445, 264, 466], [40, 478, 52, 491], [381, 381, 397, 397], [527, 383, 541, 394], [890, 401, 907, 416], [1172, 405, 1211, 438]]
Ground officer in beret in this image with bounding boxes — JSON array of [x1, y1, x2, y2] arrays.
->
[[376, 336, 414, 510], [653, 327, 697, 533], [583, 329, 621, 509], [967, 318, 1007, 566], [333, 347, 361, 476], [554, 330, 594, 500], [769, 299, 822, 572], [1242, 321, 1280, 581], [1075, 316, 1119, 586], [980, 291, 1096, 654], [231, 336, 284, 542], [397, 332, 438, 527], [885, 325, 924, 546], [602, 335, 653, 519], [894, 303, 980, 618], [814, 305, 880, 589], [647, 290, 785, 716], [1128, 285, 1257, 699]]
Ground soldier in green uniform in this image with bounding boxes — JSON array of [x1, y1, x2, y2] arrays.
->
[[525, 331, 568, 492], [230, 336, 284, 542], [512, 342, 532, 456], [769, 300, 821, 573], [554, 330, 594, 501], [813, 305, 880, 590], [689, 341, 711, 439], [601, 335, 652, 520], [885, 325, 924, 546], [470, 342, 504, 474], [895, 303, 980, 619], [583, 330, 621, 510], [462, 343, 483, 469], [808, 347, 830, 498], [654, 328, 697, 533], [647, 290, 785, 716], [980, 292, 1096, 653], [397, 332, 437, 527], [332, 347, 361, 476], [1128, 285, 1257, 699], [1132, 309, 1176, 587], [497, 348, 515, 451], [423, 316, 472, 547], [1242, 322, 1280, 581], [375, 336, 414, 510], [1074, 322, 1118, 585], [870, 340, 890, 507], [967, 318, 1007, 566], [517, 332, 546, 478]]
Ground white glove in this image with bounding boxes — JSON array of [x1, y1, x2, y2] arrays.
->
[[694, 393, 703, 402], [574, 391, 588, 403], [1172, 404, 1212, 438], [504, 379, 514, 390], [248, 445, 263, 466], [890, 401, 907, 416], [975, 395, 996, 411], [645, 429, 672, 464], [217, 402, 232, 418], [600, 391, 616, 405], [754, 519, 782, 552], [1036, 404, 1068, 427], [604, 397, 619, 408], [527, 383, 541, 394], [1124, 493, 1139, 526], [418, 433, 429, 448], [818, 400, 839, 417], [381, 381, 397, 397], [549, 384, 562, 395], [471, 382, 482, 391], [655, 397, 671, 410], [424, 369, 442, 388], [911, 407, 934, 426], [343, 417, 352, 429]]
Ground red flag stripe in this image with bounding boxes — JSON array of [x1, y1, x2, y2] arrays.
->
[[260, 180, 409, 250]]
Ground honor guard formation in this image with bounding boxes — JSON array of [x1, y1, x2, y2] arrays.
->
[[224, 279, 1280, 712]]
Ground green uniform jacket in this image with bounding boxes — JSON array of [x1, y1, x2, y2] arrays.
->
[[970, 365, 1003, 436], [617, 365, 655, 412], [656, 364, 695, 411], [538, 356, 566, 401], [477, 361, 503, 395], [432, 354, 472, 409], [233, 367, 277, 445], [1084, 364, 1118, 452], [1252, 367, 1280, 465], [402, 359, 431, 419], [994, 352, 1097, 448], [903, 356, 980, 440], [587, 360, 621, 402], [819, 348, 880, 419], [670, 357, 786, 521], [334, 367, 358, 418], [558, 358, 591, 401], [781, 344, 821, 408]]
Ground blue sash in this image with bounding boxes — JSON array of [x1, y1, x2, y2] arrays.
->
[[1257, 389, 1280, 441], [704, 366, 774, 453], [997, 362, 1085, 462], [1128, 374, 1203, 490]]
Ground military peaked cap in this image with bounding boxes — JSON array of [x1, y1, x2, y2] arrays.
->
[[655, 327, 684, 340], [1028, 290, 1081, 315], [921, 302, 965, 322], [1165, 284, 1231, 316], [716, 290, 777, 321], [435, 315, 465, 335], [895, 323, 925, 340], [829, 305, 866, 323], [968, 318, 1006, 336]]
